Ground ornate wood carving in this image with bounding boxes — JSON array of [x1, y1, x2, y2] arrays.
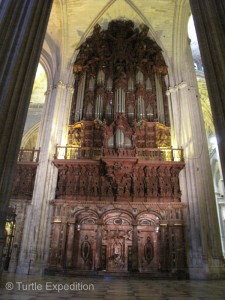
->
[[12, 163, 38, 199], [81, 235, 91, 262], [144, 237, 154, 264], [55, 161, 183, 202], [49, 20, 187, 277], [71, 20, 168, 126], [48, 204, 186, 274]]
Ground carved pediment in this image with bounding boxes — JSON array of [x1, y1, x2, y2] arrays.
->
[[73, 20, 167, 78]]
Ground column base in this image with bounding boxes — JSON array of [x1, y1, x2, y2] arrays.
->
[[16, 260, 46, 275], [189, 264, 225, 279]]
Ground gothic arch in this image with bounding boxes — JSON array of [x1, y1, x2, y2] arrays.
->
[[40, 49, 55, 89], [170, 0, 191, 85], [21, 60, 48, 149], [21, 123, 40, 149]]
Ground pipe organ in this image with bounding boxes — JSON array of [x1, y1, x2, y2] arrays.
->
[[50, 20, 186, 278]]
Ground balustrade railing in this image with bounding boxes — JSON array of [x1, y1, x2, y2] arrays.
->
[[17, 148, 40, 162], [54, 146, 101, 160], [137, 148, 183, 162], [102, 148, 136, 157], [54, 145, 184, 162]]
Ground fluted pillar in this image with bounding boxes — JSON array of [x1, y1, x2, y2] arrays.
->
[[189, 0, 225, 182], [16, 82, 73, 274], [168, 81, 225, 278], [0, 0, 53, 273]]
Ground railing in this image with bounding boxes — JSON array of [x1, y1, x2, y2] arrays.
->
[[102, 148, 136, 158], [137, 148, 184, 162], [17, 148, 40, 162], [54, 146, 101, 160], [54, 145, 184, 162]]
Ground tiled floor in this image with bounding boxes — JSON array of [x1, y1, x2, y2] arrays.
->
[[0, 273, 225, 300]]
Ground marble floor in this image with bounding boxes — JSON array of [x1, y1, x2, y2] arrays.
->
[[0, 273, 225, 300]]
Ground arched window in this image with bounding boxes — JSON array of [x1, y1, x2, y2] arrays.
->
[[22, 63, 47, 148]]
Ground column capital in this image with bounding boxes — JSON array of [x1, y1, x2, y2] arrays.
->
[[53, 81, 67, 89], [67, 86, 74, 93], [167, 81, 188, 95], [52, 82, 74, 92]]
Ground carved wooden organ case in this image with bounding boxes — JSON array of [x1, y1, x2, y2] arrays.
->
[[50, 20, 186, 276]]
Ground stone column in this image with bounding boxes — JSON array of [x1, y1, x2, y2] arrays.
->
[[48, 221, 61, 267], [16, 82, 73, 274], [167, 11, 225, 276], [169, 81, 225, 278], [189, 0, 225, 182], [0, 0, 53, 272]]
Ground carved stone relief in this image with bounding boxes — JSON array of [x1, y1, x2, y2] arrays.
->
[[144, 236, 154, 264], [81, 235, 91, 263]]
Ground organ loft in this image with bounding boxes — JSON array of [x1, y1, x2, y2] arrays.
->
[[49, 20, 186, 276]]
